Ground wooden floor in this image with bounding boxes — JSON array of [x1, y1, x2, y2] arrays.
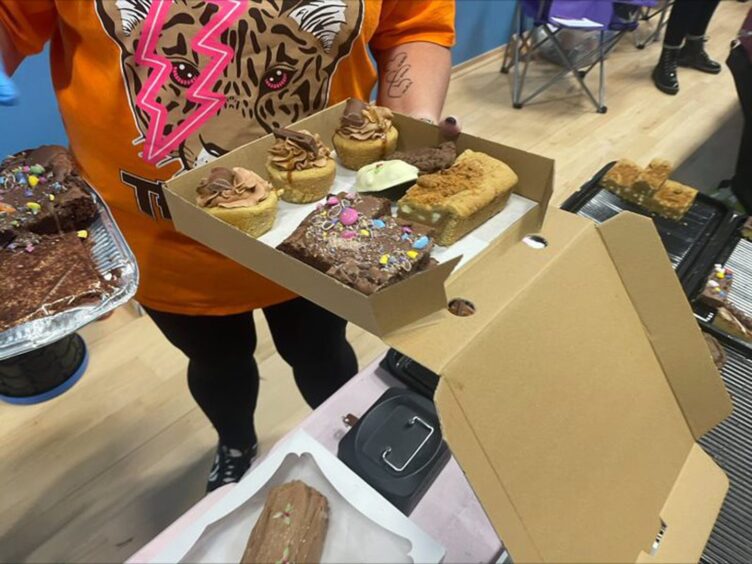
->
[[0, 3, 746, 561]]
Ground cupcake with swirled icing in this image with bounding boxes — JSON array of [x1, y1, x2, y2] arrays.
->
[[196, 166, 277, 237], [265, 128, 336, 204], [332, 98, 399, 170]]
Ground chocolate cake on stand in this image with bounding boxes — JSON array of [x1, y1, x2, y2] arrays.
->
[[0, 146, 107, 404]]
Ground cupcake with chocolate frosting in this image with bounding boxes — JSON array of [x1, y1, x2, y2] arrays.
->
[[196, 166, 277, 237], [332, 98, 399, 170], [266, 128, 335, 204]]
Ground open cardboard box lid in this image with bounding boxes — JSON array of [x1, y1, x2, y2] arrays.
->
[[385, 208, 732, 562], [162, 103, 552, 337]]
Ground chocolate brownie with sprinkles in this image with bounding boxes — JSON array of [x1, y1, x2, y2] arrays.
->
[[278, 192, 435, 295], [0, 145, 97, 246]]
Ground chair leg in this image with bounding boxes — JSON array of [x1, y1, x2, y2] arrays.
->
[[542, 26, 601, 111], [511, 2, 524, 108], [598, 30, 607, 113], [501, 1, 521, 74], [653, 0, 671, 44]]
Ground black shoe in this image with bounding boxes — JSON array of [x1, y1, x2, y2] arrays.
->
[[678, 37, 721, 74], [652, 47, 680, 95], [206, 443, 257, 493]]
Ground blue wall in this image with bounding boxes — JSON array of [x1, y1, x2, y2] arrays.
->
[[1, 46, 67, 156], [454, 0, 515, 65], [0, 2, 513, 156]]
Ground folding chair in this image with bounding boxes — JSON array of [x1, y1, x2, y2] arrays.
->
[[500, 0, 651, 113], [634, 0, 673, 49]]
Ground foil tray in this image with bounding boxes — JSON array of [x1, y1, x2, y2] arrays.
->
[[0, 191, 139, 360]]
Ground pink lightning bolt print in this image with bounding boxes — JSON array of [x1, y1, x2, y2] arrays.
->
[[134, 0, 245, 164]]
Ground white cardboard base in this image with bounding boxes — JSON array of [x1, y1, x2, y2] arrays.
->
[[149, 431, 445, 564]]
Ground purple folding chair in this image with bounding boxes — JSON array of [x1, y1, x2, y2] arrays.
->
[[631, 0, 673, 49], [500, 0, 657, 113]]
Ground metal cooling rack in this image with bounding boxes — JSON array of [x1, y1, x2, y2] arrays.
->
[[701, 339, 752, 563]]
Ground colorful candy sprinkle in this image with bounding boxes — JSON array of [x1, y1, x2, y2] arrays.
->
[[49, 194, 55, 201], [401, 233, 410, 241], [28, 175, 39, 187], [22, 166, 30, 173], [15, 172, 27, 184], [341, 230, 356, 240], [407, 250, 418, 259], [402, 226, 412, 234], [26, 202, 41, 212], [360, 229, 370, 237], [0, 177, 5, 186], [0, 202, 15, 213], [29, 164, 45, 175], [379, 254, 390, 265], [412, 235, 429, 250], [326, 196, 339, 206], [77, 230, 88, 239], [372, 219, 386, 229], [340, 207, 359, 226]]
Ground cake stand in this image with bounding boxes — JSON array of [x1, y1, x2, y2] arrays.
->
[[0, 333, 89, 405]]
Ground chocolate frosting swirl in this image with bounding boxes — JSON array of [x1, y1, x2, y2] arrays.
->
[[337, 105, 394, 141], [196, 167, 271, 209], [268, 129, 332, 171]]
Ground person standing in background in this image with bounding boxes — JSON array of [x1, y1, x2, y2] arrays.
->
[[728, 7, 752, 212], [0, 0, 455, 492], [652, 0, 722, 95]]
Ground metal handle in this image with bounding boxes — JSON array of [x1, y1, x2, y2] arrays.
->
[[381, 416, 434, 473]]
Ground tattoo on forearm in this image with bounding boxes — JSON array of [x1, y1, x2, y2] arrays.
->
[[384, 51, 413, 98]]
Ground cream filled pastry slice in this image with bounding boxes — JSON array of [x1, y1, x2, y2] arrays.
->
[[195, 166, 277, 237]]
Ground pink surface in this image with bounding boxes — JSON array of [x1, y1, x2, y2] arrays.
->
[[128, 356, 503, 563]]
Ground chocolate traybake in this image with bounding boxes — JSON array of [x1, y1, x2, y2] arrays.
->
[[278, 192, 435, 295], [0, 146, 107, 332], [0, 146, 97, 245], [0, 232, 109, 332]]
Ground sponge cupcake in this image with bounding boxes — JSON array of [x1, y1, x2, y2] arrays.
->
[[266, 128, 336, 204], [196, 167, 277, 237], [333, 98, 398, 170]]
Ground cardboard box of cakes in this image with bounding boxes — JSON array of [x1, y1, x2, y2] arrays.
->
[[164, 101, 731, 562], [163, 101, 552, 336]]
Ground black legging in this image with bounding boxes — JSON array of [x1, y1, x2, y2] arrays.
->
[[145, 298, 357, 450], [728, 44, 752, 211], [664, 0, 721, 47]]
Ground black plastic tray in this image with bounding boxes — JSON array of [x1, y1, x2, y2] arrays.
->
[[700, 332, 752, 563], [561, 162, 735, 289], [689, 218, 752, 356]]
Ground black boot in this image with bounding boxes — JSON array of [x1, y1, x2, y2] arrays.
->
[[678, 36, 721, 74], [652, 46, 680, 95]]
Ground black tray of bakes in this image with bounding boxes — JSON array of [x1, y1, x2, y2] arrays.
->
[[0, 147, 139, 360], [688, 217, 752, 356], [699, 331, 752, 563], [561, 162, 736, 287]]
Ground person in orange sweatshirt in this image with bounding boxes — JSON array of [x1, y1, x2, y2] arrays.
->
[[0, 0, 456, 491]]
